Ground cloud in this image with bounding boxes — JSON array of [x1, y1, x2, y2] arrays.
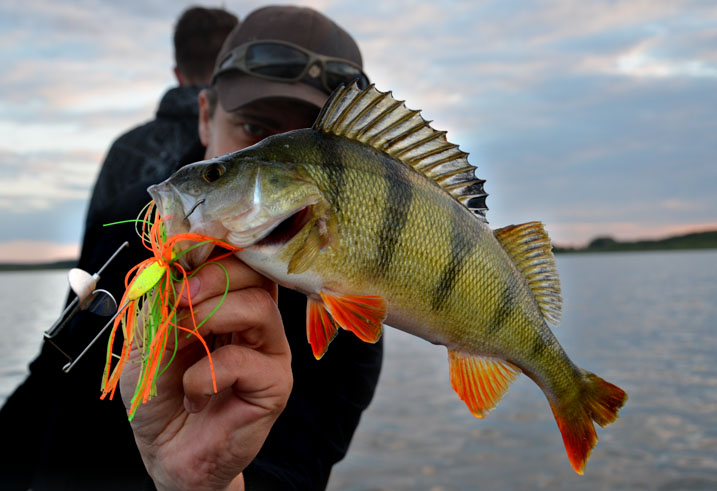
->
[[0, 150, 100, 211], [0, 240, 79, 263], [508, 0, 684, 44], [549, 221, 717, 247], [660, 199, 699, 212], [579, 37, 717, 79], [0, 0, 716, 258], [1, 59, 167, 112]]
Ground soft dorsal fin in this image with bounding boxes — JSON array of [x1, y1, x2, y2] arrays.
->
[[314, 83, 488, 222], [494, 222, 562, 325]]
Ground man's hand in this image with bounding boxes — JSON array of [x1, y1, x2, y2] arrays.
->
[[119, 255, 293, 491]]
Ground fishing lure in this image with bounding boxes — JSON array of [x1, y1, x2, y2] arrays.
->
[[100, 202, 240, 419]]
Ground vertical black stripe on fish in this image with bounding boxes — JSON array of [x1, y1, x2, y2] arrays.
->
[[318, 135, 347, 212], [531, 331, 548, 358], [431, 216, 474, 311], [374, 157, 413, 277], [486, 283, 516, 335]]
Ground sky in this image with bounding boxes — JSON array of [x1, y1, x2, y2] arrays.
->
[[1, 0, 715, 262]]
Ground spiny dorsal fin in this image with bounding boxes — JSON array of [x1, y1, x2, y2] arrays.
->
[[448, 350, 520, 418], [494, 222, 562, 325], [314, 83, 488, 222]]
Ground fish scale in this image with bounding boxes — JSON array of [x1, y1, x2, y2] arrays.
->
[[149, 83, 627, 475]]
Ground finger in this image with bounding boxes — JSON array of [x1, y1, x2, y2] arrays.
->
[[182, 342, 292, 413], [176, 256, 276, 307], [178, 287, 287, 355]]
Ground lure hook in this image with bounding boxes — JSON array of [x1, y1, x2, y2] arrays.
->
[[183, 198, 205, 221]]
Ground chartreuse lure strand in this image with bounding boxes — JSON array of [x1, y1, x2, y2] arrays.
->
[[99, 201, 241, 420]]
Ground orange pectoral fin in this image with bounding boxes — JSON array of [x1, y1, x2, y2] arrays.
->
[[319, 292, 386, 344], [306, 297, 339, 360]]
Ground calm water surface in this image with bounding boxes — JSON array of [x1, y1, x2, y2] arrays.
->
[[328, 250, 717, 490], [0, 270, 68, 402], [1, 251, 716, 489]]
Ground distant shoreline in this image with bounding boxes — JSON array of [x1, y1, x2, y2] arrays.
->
[[1, 231, 715, 270], [0, 260, 77, 272], [553, 230, 717, 254]]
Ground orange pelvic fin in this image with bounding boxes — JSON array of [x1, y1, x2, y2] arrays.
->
[[319, 291, 386, 344], [448, 350, 520, 418], [306, 297, 339, 360], [550, 371, 628, 474]]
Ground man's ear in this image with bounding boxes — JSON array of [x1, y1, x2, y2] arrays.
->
[[173, 66, 185, 85], [198, 89, 211, 147]]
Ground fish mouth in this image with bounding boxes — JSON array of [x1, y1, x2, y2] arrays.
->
[[148, 180, 318, 266], [255, 206, 313, 246], [147, 182, 222, 269], [227, 204, 315, 249]]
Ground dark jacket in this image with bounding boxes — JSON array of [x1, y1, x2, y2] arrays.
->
[[86, 85, 204, 216], [0, 88, 383, 490]]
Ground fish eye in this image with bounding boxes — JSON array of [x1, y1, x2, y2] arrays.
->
[[203, 163, 225, 183]]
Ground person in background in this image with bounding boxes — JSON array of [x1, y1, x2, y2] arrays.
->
[[84, 5, 239, 253], [0, 5, 382, 491], [0, 4, 240, 489]]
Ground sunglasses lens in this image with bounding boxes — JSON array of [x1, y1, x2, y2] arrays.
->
[[325, 61, 370, 90], [245, 43, 309, 79]]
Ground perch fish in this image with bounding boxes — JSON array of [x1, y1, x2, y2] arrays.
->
[[148, 83, 627, 474]]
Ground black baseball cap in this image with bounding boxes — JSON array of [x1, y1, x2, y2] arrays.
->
[[211, 5, 364, 111]]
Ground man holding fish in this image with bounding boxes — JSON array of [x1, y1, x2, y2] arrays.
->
[[122, 7, 384, 490], [1, 6, 382, 490], [3, 3, 627, 489], [145, 4, 628, 487], [140, 3, 626, 486]]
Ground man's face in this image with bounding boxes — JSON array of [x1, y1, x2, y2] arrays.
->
[[199, 93, 320, 158]]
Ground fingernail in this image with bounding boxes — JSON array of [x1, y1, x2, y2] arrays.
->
[[184, 395, 199, 413], [183, 277, 200, 301]]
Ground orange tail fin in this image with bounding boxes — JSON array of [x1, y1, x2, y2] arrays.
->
[[550, 371, 627, 475]]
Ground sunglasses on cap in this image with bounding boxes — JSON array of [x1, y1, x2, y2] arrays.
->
[[212, 40, 370, 95]]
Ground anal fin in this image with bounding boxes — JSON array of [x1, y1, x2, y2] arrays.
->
[[448, 350, 520, 418], [320, 292, 386, 344]]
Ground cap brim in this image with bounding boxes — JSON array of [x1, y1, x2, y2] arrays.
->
[[215, 72, 329, 112]]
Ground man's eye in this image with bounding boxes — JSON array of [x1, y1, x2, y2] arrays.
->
[[243, 123, 268, 137]]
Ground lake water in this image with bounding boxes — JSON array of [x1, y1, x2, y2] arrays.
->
[[2, 251, 716, 489]]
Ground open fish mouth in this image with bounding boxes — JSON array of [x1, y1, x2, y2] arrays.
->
[[257, 206, 313, 246], [227, 205, 314, 249]]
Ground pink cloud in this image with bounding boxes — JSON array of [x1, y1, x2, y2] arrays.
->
[[548, 221, 717, 247], [0, 240, 79, 263]]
